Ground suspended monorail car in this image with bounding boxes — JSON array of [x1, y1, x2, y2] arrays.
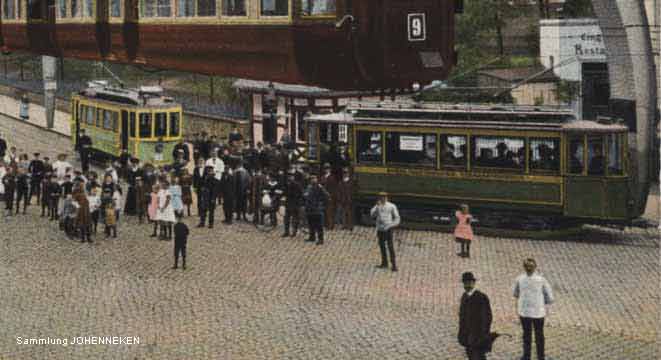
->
[[1, 0, 459, 90]]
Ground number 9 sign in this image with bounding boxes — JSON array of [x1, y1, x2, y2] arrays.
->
[[408, 13, 426, 42]]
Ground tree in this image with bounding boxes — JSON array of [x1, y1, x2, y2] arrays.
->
[[537, 0, 550, 19], [454, 0, 527, 72], [561, 0, 595, 18]]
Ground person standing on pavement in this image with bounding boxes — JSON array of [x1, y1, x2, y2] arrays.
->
[[370, 192, 400, 272], [513, 258, 554, 360], [458, 272, 493, 360], [233, 162, 250, 221], [2, 167, 16, 217], [282, 172, 303, 237], [19, 93, 30, 121], [15, 167, 29, 215], [197, 166, 217, 229], [336, 167, 354, 231], [0, 133, 6, 160], [28, 153, 45, 205], [172, 214, 189, 270], [454, 204, 475, 258], [303, 174, 329, 245], [320, 163, 338, 229], [78, 129, 93, 173], [220, 166, 235, 224]]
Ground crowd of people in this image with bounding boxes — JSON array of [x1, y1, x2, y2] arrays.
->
[[0, 127, 556, 360]]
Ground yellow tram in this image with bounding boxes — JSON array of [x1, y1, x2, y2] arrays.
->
[[71, 82, 183, 165]]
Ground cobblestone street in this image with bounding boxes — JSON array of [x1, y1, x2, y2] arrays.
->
[[0, 115, 659, 359]]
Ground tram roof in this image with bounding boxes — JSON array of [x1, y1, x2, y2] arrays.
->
[[306, 101, 628, 133], [76, 86, 181, 109]]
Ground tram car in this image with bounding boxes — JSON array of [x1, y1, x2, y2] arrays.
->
[[71, 82, 184, 165], [306, 102, 646, 230], [0, 0, 459, 90]]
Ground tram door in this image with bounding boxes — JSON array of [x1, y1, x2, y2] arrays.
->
[[121, 110, 129, 150]]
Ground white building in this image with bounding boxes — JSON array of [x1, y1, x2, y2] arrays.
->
[[540, 18, 607, 81], [540, 18, 610, 119]]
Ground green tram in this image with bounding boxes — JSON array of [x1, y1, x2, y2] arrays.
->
[[71, 83, 184, 165], [306, 102, 641, 230]]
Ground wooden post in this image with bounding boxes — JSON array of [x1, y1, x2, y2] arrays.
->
[[210, 76, 215, 104], [19, 59, 24, 81]]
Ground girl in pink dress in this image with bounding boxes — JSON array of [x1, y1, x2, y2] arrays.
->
[[148, 183, 160, 237], [454, 204, 474, 258]]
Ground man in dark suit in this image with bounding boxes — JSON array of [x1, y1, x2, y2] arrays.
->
[[197, 166, 217, 229], [220, 167, 235, 224], [458, 272, 493, 360], [78, 129, 93, 173]]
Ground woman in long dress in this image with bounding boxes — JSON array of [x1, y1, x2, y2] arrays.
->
[[180, 169, 193, 216], [148, 183, 160, 237], [169, 176, 184, 218], [156, 180, 175, 240]]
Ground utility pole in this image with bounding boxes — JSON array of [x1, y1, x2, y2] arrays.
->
[[42, 56, 57, 129]]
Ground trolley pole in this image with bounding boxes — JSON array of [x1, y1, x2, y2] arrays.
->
[[42, 56, 57, 129]]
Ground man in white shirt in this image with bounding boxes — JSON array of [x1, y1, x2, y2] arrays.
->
[[205, 150, 225, 181], [370, 192, 400, 272], [513, 258, 554, 360], [52, 154, 72, 182]]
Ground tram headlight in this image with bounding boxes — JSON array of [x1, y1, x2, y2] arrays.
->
[[412, 82, 421, 92]]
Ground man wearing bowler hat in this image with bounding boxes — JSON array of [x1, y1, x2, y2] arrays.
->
[[458, 272, 493, 360]]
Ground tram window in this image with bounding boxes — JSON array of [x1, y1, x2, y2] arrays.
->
[[301, 0, 335, 16], [307, 122, 318, 160], [568, 136, 584, 174], [386, 132, 436, 167], [472, 136, 525, 170], [85, 106, 96, 125], [169, 113, 180, 137], [139, 113, 152, 138], [177, 0, 194, 16], [356, 131, 382, 165], [223, 0, 246, 16], [102, 110, 112, 130], [142, 0, 171, 17], [261, 0, 288, 16], [129, 113, 136, 138], [197, 0, 215, 16], [440, 135, 467, 168], [607, 134, 623, 175], [110, 0, 120, 17], [587, 136, 605, 175], [155, 113, 168, 137], [28, 0, 41, 19], [72, 0, 78, 17], [58, 0, 66, 18], [84, 0, 93, 17], [3, 0, 16, 19], [530, 138, 560, 173]]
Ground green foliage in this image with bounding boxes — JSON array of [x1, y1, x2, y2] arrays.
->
[[561, 0, 595, 18], [454, 0, 533, 77], [555, 80, 580, 104]]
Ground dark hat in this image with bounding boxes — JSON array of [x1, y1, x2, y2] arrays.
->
[[33, 152, 40, 156], [130, 158, 140, 164], [461, 272, 477, 283]]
